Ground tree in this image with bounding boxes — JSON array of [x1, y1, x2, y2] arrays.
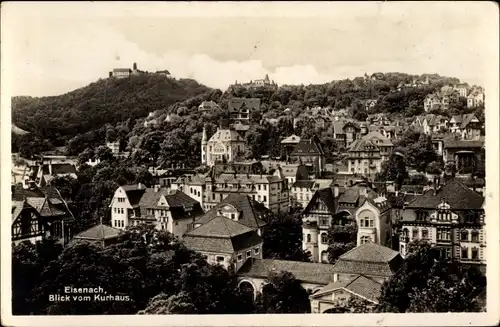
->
[[326, 224, 357, 263], [138, 292, 198, 314], [256, 271, 311, 313], [263, 213, 311, 262], [377, 240, 486, 313]]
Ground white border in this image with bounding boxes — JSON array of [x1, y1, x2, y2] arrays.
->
[[1, 1, 499, 326]]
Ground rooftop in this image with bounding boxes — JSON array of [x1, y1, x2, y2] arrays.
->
[[311, 275, 382, 303]]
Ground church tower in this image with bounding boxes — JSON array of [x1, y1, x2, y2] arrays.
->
[[201, 125, 208, 165]]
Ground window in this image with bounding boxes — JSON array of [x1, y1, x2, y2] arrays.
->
[[422, 229, 429, 240], [471, 248, 479, 260], [263, 185, 267, 191], [412, 229, 419, 239], [461, 247, 468, 259], [212, 193, 216, 200], [237, 254, 243, 262], [121, 208, 124, 214], [437, 228, 451, 241], [254, 247, 260, 255], [461, 231, 469, 241], [216, 256, 225, 264], [321, 233, 328, 244], [306, 234, 311, 243], [246, 251, 251, 258], [114, 208, 117, 213], [230, 213, 235, 220], [258, 185, 261, 190], [360, 216, 374, 228], [360, 236, 371, 244], [471, 231, 479, 242], [263, 196, 267, 202], [319, 218, 329, 226]]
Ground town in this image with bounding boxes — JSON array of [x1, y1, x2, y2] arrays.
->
[[11, 67, 487, 315]]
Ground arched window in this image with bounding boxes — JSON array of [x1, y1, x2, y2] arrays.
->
[[412, 228, 419, 239], [360, 236, 371, 244], [321, 233, 328, 244], [307, 234, 311, 243]]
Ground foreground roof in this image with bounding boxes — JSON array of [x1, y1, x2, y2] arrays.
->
[[238, 259, 336, 285], [73, 223, 122, 241], [311, 275, 382, 303]]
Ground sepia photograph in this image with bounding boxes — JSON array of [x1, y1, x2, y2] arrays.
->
[[1, 1, 499, 326]]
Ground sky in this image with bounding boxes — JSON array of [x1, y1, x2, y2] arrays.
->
[[3, 2, 498, 97]]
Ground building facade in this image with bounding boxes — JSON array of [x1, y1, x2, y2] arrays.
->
[[201, 127, 246, 166]]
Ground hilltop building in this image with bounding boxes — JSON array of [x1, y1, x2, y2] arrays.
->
[[201, 126, 246, 166]]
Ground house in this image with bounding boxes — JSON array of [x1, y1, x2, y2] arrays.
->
[[192, 194, 271, 236], [183, 215, 263, 272], [232, 122, 251, 139], [310, 243, 402, 313], [355, 198, 392, 247], [176, 167, 290, 214], [280, 163, 310, 187], [111, 68, 131, 78], [198, 100, 220, 112], [369, 113, 391, 126], [289, 139, 326, 178], [459, 114, 482, 140], [70, 223, 122, 247], [201, 126, 246, 166], [11, 184, 75, 245], [345, 139, 383, 176], [106, 141, 120, 155], [291, 179, 335, 209], [422, 114, 448, 135], [331, 242, 403, 284], [302, 187, 343, 263], [467, 91, 485, 108], [449, 115, 464, 134], [232, 75, 278, 90], [309, 275, 382, 313], [155, 70, 171, 77], [370, 73, 385, 81], [280, 134, 301, 160], [398, 178, 485, 265], [442, 139, 483, 173], [424, 94, 442, 112], [228, 97, 260, 123], [23, 155, 78, 188], [361, 131, 393, 162], [343, 121, 361, 145], [365, 100, 377, 111], [237, 259, 337, 298], [213, 161, 265, 176], [454, 83, 469, 98], [109, 184, 204, 237]]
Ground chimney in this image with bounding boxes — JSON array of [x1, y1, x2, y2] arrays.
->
[[137, 182, 143, 189]]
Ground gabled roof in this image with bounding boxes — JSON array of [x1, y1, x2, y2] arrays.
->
[[11, 200, 34, 222], [208, 129, 244, 143], [26, 197, 67, 217], [195, 194, 269, 230], [450, 115, 464, 124], [187, 215, 253, 238], [123, 188, 147, 207], [348, 139, 380, 152], [333, 243, 402, 277], [293, 180, 315, 189], [461, 113, 480, 129], [332, 121, 346, 134], [405, 178, 484, 210], [73, 224, 122, 241], [228, 98, 261, 112], [361, 131, 393, 146], [138, 188, 202, 220], [184, 216, 262, 253], [310, 275, 382, 303], [291, 139, 325, 156], [303, 188, 337, 215], [238, 259, 336, 285], [281, 134, 301, 144]]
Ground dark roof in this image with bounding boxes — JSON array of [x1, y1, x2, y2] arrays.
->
[[25, 197, 67, 217], [238, 259, 336, 285], [303, 188, 337, 215], [291, 139, 325, 156], [195, 194, 268, 230], [292, 180, 315, 189], [138, 188, 202, 220], [332, 243, 402, 277], [405, 178, 484, 210], [399, 185, 424, 194], [120, 185, 147, 207], [311, 275, 382, 303], [183, 217, 262, 253], [73, 224, 122, 241], [12, 184, 45, 201], [461, 113, 480, 129], [11, 200, 35, 222], [50, 164, 77, 175], [228, 98, 261, 112], [443, 140, 483, 149]]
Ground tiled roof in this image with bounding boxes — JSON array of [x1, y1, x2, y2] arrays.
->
[[450, 115, 464, 124], [238, 259, 336, 285], [208, 129, 244, 143], [186, 215, 253, 238], [443, 140, 483, 149], [281, 134, 301, 144], [291, 139, 325, 156], [293, 180, 315, 189], [73, 224, 122, 240], [311, 275, 382, 303], [51, 164, 77, 175], [333, 243, 402, 277], [195, 194, 269, 230], [26, 197, 67, 217], [11, 200, 32, 222], [138, 189, 202, 220], [348, 139, 380, 152], [405, 178, 484, 210], [461, 113, 480, 129], [339, 242, 399, 263], [11, 184, 45, 201], [121, 186, 147, 207], [362, 131, 393, 146], [113, 68, 131, 73]]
